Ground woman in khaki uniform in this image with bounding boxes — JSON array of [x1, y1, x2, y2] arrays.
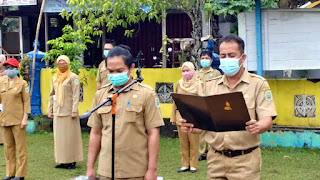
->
[[0, 54, 7, 145], [0, 58, 30, 180], [170, 62, 203, 173], [47, 55, 83, 169]]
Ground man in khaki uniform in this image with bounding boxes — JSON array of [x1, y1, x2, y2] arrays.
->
[[0, 54, 6, 145], [0, 58, 30, 180], [96, 39, 116, 90], [87, 45, 164, 180], [181, 35, 277, 180], [196, 50, 221, 161]]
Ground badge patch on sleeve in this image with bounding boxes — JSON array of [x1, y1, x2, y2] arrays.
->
[[155, 98, 160, 108], [75, 79, 79, 85], [25, 86, 30, 93], [265, 91, 273, 101]]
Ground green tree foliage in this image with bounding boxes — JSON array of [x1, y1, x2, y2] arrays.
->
[[61, 0, 278, 66], [19, 55, 31, 82], [42, 25, 94, 75], [61, 0, 169, 37], [204, 0, 278, 16]]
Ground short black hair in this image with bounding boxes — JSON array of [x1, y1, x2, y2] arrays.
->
[[200, 50, 212, 59], [219, 35, 245, 54], [106, 44, 134, 68], [105, 39, 116, 47]]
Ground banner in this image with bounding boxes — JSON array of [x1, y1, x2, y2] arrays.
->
[[0, 0, 37, 6], [43, 0, 71, 13]]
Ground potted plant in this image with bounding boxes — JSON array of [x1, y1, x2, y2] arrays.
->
[[26, 115, 53, 133]]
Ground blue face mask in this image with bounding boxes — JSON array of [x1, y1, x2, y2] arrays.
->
[[200, 59, 211, 68], [104, 50, 110, 57], [108, 71, 129, 87], [5, 68, 18, 78], [219, 55, 243, 76]]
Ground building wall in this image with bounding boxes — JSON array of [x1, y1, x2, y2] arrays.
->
[[41, 69, 320, 126], [238, 9, 320, 71], [40, 68, 182, 118], [269, 79, 320, 126]]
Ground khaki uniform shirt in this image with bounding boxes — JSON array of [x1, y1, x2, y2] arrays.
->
[[205, 70, 277, 151], [48, 73, 80, 116], [87, 82, 164, 178], [196, 67, 221, 83], [170, 80, 203, 126], [0, 76, 31, 126], [96, 61, 110, 87]]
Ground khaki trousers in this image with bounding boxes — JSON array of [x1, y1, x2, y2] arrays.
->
[[207, 147, 261, 180], [1, 125, 28, 177], [177, 125, 199, 168], [99, 175, 143, 180], [0, 128, 3, 144], [199, 130, 208, 156]]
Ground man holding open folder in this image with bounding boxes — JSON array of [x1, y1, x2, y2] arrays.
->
[[180, 35, 277, 180]]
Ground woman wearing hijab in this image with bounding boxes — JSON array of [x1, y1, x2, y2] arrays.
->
[[170, 62, 203, 173], [47, 55, 83, 169], [0, 58, 30, 180]]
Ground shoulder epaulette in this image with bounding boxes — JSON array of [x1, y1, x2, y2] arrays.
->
[[100, 82, 112, 90], [250, 73, 266, 81], [207, 75, 223, 82], [138, 83, 154, 91]]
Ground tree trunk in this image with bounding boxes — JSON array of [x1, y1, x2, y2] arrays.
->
[[186, 0, 202, 69]]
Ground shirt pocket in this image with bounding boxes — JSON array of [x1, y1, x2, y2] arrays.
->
[[125, 104, 143, 124], [245, 97, 256, 120], [97, 106, 112, 129]]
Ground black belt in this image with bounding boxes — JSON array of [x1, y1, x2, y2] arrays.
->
[[214, 146, 258, 158]]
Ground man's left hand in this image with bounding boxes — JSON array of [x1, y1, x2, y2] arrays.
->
[[246, 119, 261, 135], [144, 169, 157, 180]]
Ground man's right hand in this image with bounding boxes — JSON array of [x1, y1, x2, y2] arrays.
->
[[86, 168, 96, 178], [47, 113, 53, 119], [179, 118, 202, 134]]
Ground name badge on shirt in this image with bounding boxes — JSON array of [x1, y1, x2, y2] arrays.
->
[[53, 95, 57, 101], [0, 104, 3, 111]]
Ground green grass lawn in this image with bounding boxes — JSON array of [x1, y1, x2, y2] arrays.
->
[[1, 132, 320, 180]]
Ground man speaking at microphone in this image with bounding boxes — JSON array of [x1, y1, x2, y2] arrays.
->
[[86, 45, 164, 180]]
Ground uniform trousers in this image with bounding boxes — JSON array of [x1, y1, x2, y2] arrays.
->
[[199, 130, 209, 156], [207, 147, 261, 180], [1, 125, 28, 177], [0, 128, 3, 144], [177, 125, 199, 168]]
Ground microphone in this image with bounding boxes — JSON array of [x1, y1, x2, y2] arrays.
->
[[136, 68, 143, 82]]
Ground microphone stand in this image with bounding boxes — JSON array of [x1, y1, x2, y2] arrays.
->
[[79, 69, 144, 180]]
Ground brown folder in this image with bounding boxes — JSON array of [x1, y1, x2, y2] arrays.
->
[[171, 92, 250, 132]]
